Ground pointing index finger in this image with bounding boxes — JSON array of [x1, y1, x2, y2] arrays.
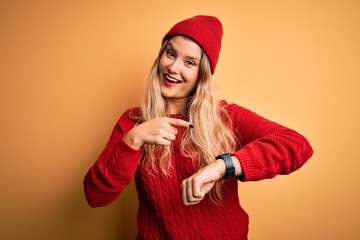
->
[[166, 118, 194, 129]]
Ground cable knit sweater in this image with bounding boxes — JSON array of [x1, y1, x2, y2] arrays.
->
[[83, 102, 313, 240]]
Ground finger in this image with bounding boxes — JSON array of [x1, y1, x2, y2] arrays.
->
[[161, 131, 176, 141], [166, 118, 194, 129], [184, 199, 202, 206], [186, 179, 194, 203], [186, 179, 203, 203], [180, 181, 188, 205], [165, 125, 178, 135], [192, 177, 205, 199], [154, 135, 172, 146]]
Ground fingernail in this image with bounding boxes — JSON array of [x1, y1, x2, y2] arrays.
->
[[189, 123, 194, 129]]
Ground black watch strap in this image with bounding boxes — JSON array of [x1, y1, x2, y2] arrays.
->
[[215, 153, 235, 179]]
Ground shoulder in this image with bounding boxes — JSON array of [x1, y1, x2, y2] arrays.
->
[[116, 107, 141, 132], [220, 100, 265, 124], [220, 100, 247, 115], [120, 107, 141, 120]]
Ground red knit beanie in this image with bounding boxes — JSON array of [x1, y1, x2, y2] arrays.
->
[[162, 15, 223, 75]]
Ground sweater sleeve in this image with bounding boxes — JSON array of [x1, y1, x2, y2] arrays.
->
[[83, 109, 142, 207], [226, 103, 313, 182]]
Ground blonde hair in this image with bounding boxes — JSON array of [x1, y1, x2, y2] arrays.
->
[[138, 38, 237, 200]]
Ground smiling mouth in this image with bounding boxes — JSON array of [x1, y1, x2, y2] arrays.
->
[[164, 74, 182, 86]]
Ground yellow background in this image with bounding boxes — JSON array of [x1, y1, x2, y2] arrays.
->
[[1, 0, 359, 239]]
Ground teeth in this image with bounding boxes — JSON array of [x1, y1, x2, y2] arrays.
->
[[165, 75, 181, 83]]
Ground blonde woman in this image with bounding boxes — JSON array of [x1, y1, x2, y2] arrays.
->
[[84, 15, 313, 240]]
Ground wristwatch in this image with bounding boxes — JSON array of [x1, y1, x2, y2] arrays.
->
[[215, 153, 235, 179]]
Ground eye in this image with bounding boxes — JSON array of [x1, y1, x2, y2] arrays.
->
[[185, 60, 196, 67], [166, 49, 175, 58]]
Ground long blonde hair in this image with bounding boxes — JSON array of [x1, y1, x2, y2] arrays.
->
[[138, 38, 237, 199]]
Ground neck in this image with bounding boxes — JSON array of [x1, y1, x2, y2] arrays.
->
[[166, 98, 187, 115]]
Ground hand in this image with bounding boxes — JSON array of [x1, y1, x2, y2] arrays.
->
[[180, 160, 226, 206], [124, 117, 193, 149]]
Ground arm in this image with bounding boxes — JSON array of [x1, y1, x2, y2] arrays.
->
[[228, 103, 313, 181], [83, 109, 142, 207], [84, 110, 193, 207], [180, 103, 313, 205]]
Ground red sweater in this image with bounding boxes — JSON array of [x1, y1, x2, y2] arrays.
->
[[84, 102, 313, 239]]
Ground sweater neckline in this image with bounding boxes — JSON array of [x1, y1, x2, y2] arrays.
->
[[167, 113, 188, 119]]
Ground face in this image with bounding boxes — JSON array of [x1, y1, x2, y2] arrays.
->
[[159, 36, 202, 109]]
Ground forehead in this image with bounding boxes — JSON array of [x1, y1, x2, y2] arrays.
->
[[167, 36, 202, 59]]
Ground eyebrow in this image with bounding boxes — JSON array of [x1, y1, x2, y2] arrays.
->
[[167, 42, 201, 62]]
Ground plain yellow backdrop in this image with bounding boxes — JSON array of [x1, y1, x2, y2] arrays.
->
[[1, 0, 359, 239]]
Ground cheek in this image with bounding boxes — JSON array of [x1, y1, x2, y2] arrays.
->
[[158, 60, 165, 72], [185, 74, 199, 92], [187, 69, 199, 83], [159, 54, 167, 70]]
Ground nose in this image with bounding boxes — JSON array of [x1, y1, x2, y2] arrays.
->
[[167, 59, 181, 73]]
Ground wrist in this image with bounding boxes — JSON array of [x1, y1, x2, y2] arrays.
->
[[214, 158, 227, 178], [215, 153, 235, 179], [124, 131, 143, 150]]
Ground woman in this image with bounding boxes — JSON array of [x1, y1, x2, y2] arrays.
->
[[84, 15, 313, 239]]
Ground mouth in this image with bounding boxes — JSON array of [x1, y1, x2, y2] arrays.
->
[[164, 74, 182, 86]]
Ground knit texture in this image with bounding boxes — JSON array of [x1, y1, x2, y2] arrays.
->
[[162, 15, 223, 75], [84, 102, 313, 239]]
